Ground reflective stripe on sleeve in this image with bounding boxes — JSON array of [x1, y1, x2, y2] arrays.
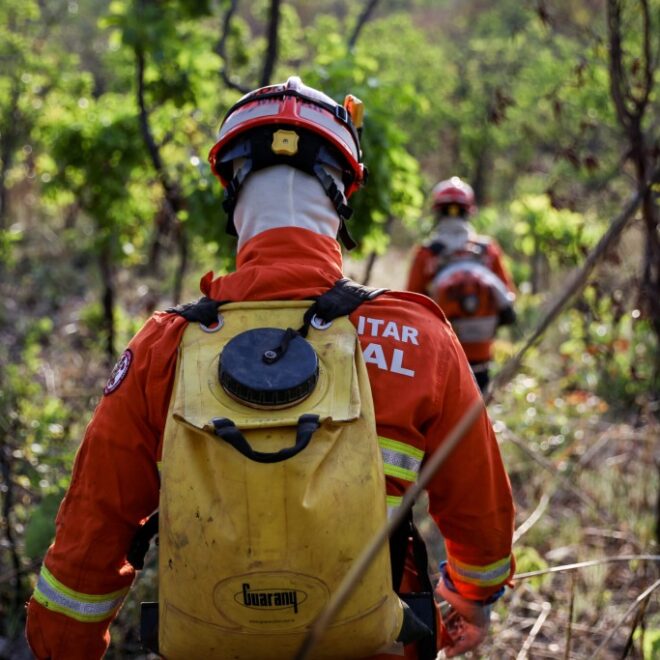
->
[[451, 316, 498, 343], [386, 495, 403, 519], [448, 554, 512, 587], [379, 437, 424, 483], [33, 565, 129, 623]]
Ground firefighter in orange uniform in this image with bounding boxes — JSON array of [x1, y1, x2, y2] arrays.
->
[[26, 78, 515, 659], [407, 177, 516, 392]]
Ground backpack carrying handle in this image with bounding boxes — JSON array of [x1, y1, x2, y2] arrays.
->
[[211, 414, 320, 463]]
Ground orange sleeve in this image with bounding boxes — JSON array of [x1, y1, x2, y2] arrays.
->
[[425, 327, 515, 601], [25, 312, 187, 660], [406, 246, 434, 295]]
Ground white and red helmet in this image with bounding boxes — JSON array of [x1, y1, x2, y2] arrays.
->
[[431, 177, 476, 215], [208, 77, 366, 248], [209, 77, 364, 195]]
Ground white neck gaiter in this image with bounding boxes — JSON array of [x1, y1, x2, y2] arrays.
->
[[233, 165, 342, 252], [430, 217, 473, 253]]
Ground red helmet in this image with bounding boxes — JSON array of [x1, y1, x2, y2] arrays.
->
[[431, 177, 476, 214], [209, 76, 365, 196], [208, 77, 366, 248]]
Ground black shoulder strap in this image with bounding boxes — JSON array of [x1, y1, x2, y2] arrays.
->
[[262, 278, 388, 362], [167, 279, 384, 330], [390, 512, 411, 591], [167, 297, 223, 326], [300, 278, 388, 335], [427, 239, 447, 256], [410, 523, 434, 594]]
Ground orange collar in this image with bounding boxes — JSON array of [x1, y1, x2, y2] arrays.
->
[[201, 227, 344, 301]]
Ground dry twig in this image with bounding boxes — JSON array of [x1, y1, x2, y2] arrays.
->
[[513, 491, 550, 545], [348, 0, 381, 50], [215, 0, 250, 93], [515, 554, 660, 580], [516, 600, 552, 660], [589, 578, 660, 659], [564, 572, 577, 660]]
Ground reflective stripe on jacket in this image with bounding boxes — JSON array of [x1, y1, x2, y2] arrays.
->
[[379, 436, 423, 518], [34, 565, 128, 623]]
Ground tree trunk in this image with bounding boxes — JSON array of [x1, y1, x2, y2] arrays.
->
[[98, 243, 116, 361], [638, 164, 660, 395], [472, 143, 490, 207], [0, 440, 25, 633], [362, 216, 394, 286], [0, 82, 21, 230], [260, 0, 281, 86], [173, 225, 189, 305]]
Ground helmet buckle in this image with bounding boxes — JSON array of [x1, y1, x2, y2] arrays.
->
[[334, 105, 348, 124]]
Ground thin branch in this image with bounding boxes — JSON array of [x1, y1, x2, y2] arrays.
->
[[136, 47, 174, 200], [516, 601, 552, 660], [215, 0, 251, 94], [653, 14, 660, 72], [515, 555, 660, 580], [564, 572, 577, 660], [607, 0, 633, 129], [348, 0, 380, 51], [173, 225, 189, 306], [634, 0, 654, 113], [0, 79, 21, 230], [259, 0, 281, 87], [135, 45, 178, 231], [0, 443, 24, 617], [583, 527, 641, 544], [0, 558, 41, 585], [98, 242, 116, 360], [513, 491, 550, 545], [589, 579, 660, 659], [135, 43, 189, 298], [362, 216, 394, 285], [619, 598, 649, 659]]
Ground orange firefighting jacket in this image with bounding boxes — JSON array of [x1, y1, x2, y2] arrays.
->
[[407, 235, 515, 363], [26, 227, 515, 660]]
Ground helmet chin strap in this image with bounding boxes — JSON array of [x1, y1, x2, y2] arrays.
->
[[311, 163, 356, 250]]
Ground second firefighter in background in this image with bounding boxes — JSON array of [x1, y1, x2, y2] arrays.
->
[[407, 177, 516, 392]]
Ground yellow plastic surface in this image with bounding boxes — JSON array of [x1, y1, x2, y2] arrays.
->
[[159, 301, 402, 659], [271, 129, 300, 156]]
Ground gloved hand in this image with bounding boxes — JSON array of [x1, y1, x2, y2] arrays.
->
[[436, 578, 492, 658]]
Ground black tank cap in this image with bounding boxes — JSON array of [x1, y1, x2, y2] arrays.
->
[[219, 328, 319, 408]]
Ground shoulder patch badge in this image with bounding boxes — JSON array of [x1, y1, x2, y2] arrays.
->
[[104, 349, 133, 395]]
